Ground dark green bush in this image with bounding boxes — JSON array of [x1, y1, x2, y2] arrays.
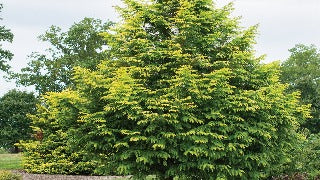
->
[[0, 90, 37, 152]]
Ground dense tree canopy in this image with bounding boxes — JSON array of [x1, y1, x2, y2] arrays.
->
[[20, 0, 310, 179], [10, 18, 113, 94], [0, 89, 37, 151], [0, 4, 14, 72], [281, 44, 320, 133]]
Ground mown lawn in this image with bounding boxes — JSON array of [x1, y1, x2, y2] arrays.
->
[[0, 154, 22, 170]]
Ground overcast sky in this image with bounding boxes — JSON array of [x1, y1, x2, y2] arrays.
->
[[1, 0, 320, 95]]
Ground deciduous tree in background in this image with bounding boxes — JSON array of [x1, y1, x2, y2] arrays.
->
[[0, 4, 14, 72], [281, 44, 320, 133], [20, 0, 310, 179], [10, 18, 113, 94], [0, 89, 37, 152]]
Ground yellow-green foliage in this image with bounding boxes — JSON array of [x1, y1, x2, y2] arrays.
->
[[19, 91, 97, 175], [0, 171, 21, 180], [20, 0, 310, 179]]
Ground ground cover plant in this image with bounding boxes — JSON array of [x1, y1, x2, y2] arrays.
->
[[0, 170, 22, 180], [19, 0, 310, 179]]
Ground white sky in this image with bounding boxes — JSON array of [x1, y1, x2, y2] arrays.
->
[[1, 0, 320, 95]]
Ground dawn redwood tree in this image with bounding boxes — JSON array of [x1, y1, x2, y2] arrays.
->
[[21, 0, 310, 179], [281, 44, 320, 133], [0, 4, 14, 72]]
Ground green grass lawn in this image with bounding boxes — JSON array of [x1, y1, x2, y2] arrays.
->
[[0, 154, 22, 170]]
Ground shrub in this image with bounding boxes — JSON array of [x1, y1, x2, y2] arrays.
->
[[19, 91, 97, 175]]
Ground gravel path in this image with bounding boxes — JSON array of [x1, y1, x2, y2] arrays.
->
[[12, 171, 131, 180]]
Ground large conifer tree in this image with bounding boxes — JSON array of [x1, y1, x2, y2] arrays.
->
[[21, 0, 309, 179]]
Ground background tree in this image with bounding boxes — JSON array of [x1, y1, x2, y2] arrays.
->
[[10, 18, 113, 94], [0, 89, 37, 152], [0, 4, 14, 72], [20, 0, 310, 179], [281, 44, 320, 133]]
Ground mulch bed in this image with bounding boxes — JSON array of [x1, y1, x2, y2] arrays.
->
[[11, 170, 131, 180]]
